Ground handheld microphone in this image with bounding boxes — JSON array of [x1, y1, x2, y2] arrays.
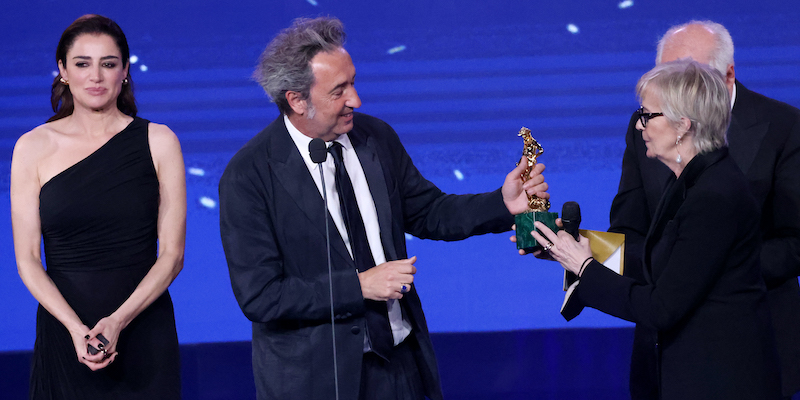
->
[[561, 201, 581, 240], [309, 138, 340, 400], [561, 202, 581, 289]]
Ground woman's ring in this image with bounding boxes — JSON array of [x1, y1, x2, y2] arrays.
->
[[543, 242, 553, 251]]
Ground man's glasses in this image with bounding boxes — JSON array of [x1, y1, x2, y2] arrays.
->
[[636, 107, 664, 128]]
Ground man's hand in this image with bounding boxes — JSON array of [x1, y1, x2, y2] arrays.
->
[[503, 156, 549, 215], [358, 257, 417, 301]]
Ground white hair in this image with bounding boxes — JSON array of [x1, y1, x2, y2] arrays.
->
[[655, 20, 734, 76]]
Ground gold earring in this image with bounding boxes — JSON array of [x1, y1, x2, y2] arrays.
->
[[59, 77, 68, 85]]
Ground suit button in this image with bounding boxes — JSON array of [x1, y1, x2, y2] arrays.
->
[[351, 326, 361, 335]]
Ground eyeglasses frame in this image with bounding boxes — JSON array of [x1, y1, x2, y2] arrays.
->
[[636, 106, 664, 128]]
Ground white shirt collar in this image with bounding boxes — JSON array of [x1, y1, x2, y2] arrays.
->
[[730, 82, 737, 111], [284, 114, 353, 169]]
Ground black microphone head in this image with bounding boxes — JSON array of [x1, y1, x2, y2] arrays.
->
[[561, 201, 581, 225], [309, 138, 328, 164], [561, 201, 581, 240]]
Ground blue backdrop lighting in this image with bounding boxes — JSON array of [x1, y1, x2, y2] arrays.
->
[[1, 0, 799, 354]]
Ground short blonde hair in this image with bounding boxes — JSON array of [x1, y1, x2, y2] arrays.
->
[[636, 60, 730, 154]]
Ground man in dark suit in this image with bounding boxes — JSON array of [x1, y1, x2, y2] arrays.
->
[[219, 17, 546, 400], [610, 20, 800, 399]]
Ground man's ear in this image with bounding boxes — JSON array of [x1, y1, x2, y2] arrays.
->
[[725, 64, 736, 94], [286, 91, 308, 116]]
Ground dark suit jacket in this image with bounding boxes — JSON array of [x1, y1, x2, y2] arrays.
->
[[609, 81, 800, 397], [219, 113, 514, 400], [584, 149, 781, 400]]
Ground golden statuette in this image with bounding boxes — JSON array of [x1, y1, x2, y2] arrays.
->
[[514, 127, 558, 251], [518, 127, 551, 211]]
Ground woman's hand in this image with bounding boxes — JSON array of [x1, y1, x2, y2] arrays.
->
[[67, 323, 116, 370], [84, 316, 122, 370], [68, 323, 91, 363], [530, 221, 593, 276]]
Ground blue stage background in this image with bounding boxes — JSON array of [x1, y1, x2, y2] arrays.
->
[[1, 1, 799, 398]]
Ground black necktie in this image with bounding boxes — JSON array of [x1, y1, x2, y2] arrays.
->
[[329, 142, 393, 359]]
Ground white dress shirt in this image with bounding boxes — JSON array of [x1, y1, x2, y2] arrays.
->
[[285, 115, 412, 348]]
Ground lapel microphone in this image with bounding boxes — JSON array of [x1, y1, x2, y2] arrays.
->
[[309, 138, 340, 400], [309, 138, 328, 164]]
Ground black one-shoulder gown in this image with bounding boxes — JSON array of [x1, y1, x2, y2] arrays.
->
[[30, 117, 180, 399]]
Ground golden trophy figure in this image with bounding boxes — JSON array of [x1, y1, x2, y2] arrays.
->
[[514, 127, 559, 252]]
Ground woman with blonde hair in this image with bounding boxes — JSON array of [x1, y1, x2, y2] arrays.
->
[[533, 60, 781, 399]]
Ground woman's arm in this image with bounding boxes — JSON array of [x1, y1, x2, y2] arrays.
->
[[86, 123, 186, 358], [10, 130, 113, 370], [536, 187, 748, 330]]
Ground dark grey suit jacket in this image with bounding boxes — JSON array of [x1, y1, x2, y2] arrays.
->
[[587, 149, 781, 400], [609, 81, 800, 397], [219, 112, 514, 400]]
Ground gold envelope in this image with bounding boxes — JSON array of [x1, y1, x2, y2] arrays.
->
[[579, 229, 625, 275], [562, 230, 625, 292]]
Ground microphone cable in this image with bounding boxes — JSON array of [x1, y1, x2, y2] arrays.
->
[[309, 138, 340, 400]]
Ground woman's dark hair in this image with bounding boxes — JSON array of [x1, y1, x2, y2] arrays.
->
[[48, 14, 136, 122]]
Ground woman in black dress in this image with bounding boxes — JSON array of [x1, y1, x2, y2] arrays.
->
[[532, 60, 781, 399], [10, 15, 185, 399]]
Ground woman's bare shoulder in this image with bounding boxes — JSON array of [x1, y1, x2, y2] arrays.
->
[[13, 122, 62, 161], [147, 121, 178, 140], [147, 121, 181, 152]]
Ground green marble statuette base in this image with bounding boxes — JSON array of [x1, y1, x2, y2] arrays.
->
[[515, 211, 560, 252]]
